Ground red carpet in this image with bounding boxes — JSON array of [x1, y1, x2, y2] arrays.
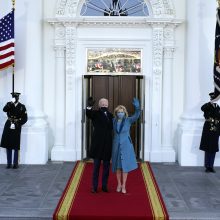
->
[[53, 161, 169, 220]]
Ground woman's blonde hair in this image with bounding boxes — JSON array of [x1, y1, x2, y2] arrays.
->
[[114, 105, 128, 118]]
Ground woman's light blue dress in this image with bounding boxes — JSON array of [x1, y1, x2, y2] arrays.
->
[[112, 106, 140, 173]]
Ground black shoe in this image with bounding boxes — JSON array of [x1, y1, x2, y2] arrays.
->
[[209, 167, 216, 173], [91, 188, 97, 193], [13, 164, 19, 169], [6, 164, 11, 169], [102, 187, 108, 193]]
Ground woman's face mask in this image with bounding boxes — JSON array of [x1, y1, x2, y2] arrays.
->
[[117, 112, 125, 119]]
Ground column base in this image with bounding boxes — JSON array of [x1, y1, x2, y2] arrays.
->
[[177, 116, 220, 166], [150, 147, 176, 162], [51, 146, 81, 161]]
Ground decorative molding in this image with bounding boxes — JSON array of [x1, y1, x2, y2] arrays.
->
[[163, 26, 175, 50], [48, 17, 183, 28], [65, 26, 77, 91], [164, 28, 174, 41], [162, 0, 175, 16], [55, 25, 65, 40], [56, 0, 68, 16], [66, 0, 78, 16], [152, 28, 163, 70], [66, 26, 77, 66], [55, 0, 176, 18], [148, 0, 175, 18], [152, 28, 163, 93]]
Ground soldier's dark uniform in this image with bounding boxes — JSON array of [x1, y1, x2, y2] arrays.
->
[[0, 93, 28, 169], [200, 100, 220, 172]]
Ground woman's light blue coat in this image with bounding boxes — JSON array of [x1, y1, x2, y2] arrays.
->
[[111, 107, 140, 173]]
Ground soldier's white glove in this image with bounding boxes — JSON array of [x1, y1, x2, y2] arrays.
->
[[10, 122, 15, 129]]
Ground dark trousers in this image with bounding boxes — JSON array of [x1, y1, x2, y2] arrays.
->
[[92, 159, 110, 190], [7, 149, 18, 165], [205, 152, 216, 168]]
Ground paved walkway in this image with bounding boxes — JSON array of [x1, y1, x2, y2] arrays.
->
[[0, 162, 220, 220]]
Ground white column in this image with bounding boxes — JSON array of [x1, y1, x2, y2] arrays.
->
[[178, 0, 217, 166], [25, 0, 44, 116], [22, 0, 48, 164], [51, 46, 66, 161], [150, 27, 163, 162], [64, 25, 78, 161], [162, 47, 175, 161]]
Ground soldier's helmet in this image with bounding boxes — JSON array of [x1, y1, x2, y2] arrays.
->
[[209, 92, 215, 100], [209, 88, 220, 101]]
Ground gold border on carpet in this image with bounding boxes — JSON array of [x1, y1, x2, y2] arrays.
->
[[56, 161, 85, 220], [141, 162, 168, 220]]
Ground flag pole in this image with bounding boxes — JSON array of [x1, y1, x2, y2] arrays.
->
[[12, 65, 14, 94], [12, 0, 15, 9], [12, 0, 15, 94]]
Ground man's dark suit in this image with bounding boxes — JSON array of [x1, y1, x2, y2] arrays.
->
[[86, 107, 113, 192]]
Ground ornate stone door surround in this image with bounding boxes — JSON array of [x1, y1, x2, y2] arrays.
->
[[48, 0, 183, 162]]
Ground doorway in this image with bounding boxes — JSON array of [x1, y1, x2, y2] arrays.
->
[[82, 75, 145, 160]]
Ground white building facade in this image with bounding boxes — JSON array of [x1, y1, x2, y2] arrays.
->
[[0, 0, 218, 166]]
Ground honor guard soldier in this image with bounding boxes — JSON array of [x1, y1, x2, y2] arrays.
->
[[200, 92, 220, 173], [0, 92, 28, 169]]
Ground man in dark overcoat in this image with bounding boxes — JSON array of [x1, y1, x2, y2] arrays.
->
[[200, 92, 220, 173], [1, 92, 28, 169], [86, 97, 113, 193]]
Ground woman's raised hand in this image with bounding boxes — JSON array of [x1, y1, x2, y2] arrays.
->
[[132, 98, 140, 108]]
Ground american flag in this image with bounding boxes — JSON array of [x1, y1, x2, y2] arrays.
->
[[0, 10, 14, 70]]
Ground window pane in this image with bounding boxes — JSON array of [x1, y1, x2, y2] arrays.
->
[[80, 0, 149, 16]]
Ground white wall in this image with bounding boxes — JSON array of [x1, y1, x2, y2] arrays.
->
[[0, 0, 191, 163]]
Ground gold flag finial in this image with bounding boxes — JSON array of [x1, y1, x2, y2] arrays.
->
[[12, 0, 15, 9]]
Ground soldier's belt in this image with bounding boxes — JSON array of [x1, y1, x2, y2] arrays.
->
[[8, 117, 21, 122], [206, 118, 220, 123]]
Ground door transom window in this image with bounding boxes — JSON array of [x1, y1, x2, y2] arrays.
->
[[80, 0, 149, 16]]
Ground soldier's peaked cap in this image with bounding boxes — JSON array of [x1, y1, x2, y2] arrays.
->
[[11, 92, 21, 98], [209, 92, 215, 99]]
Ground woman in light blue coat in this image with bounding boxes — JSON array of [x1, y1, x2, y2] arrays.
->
[[112, 98, 140, 194]]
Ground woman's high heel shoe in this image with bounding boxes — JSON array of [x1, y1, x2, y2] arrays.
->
[[116, 185, 122, 192], [121, 187, 126, 194]]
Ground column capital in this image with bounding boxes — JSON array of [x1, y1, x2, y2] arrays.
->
[[54, 46, 65, 58], [163, 47, 175, 59]]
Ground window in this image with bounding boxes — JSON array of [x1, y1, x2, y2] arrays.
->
[[87, 48, 142, 74], [80, 0, 149, 16]]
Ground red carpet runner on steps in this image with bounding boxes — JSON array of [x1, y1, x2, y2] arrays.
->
[[53, 161, 169, 220]]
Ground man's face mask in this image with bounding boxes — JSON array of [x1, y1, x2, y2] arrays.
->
[[100, 107, 108, 112]]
